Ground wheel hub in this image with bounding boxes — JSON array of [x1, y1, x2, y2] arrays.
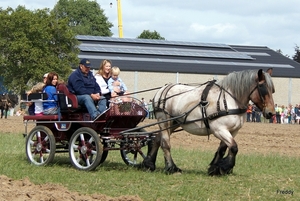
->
[[81, 146, 87, 154], [36, 143, 42, 152]]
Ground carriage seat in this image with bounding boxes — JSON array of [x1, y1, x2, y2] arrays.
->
[[56, 84, 80, 112], [21, 93, 48, 101], [23, 114, 59, 121]]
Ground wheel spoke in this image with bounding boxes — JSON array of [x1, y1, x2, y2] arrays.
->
[[85, 157, 91, 166], [88, 137, 94, 144], [80, 133, 85, 142], [133, 152, 138, 164], [43, 135, 49, 142]]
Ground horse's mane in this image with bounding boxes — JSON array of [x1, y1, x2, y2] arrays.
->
[[217, 69, 274, 100]]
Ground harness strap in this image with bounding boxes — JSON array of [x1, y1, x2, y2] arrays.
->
[[208, 108, 247, 120], [200, 80, 216, 131], [174, 108, 247, 126]]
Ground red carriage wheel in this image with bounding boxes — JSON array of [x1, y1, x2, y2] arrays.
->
[[25, 125, 56, 166]]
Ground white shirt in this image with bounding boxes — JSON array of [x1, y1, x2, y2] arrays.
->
[[94, 74, 110, 95], [35, 101, 43, 114]]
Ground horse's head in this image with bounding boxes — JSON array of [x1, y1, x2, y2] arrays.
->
[[249, 68, 275, 119]]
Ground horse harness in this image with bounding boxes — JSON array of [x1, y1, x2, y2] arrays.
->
[[155, 81, 248, 135]]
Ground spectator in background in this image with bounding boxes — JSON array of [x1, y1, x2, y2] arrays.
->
[[148, 99, 154, 119], [255, 107, 261, 122], [141, 98, 148, 117], [294, 104, 299, 124], [251, 104, 256, 122], [246, 104, 252, 122], [280, 105, 286, 124], [296, 104, 300, 124], [275, 104, 282, 124]]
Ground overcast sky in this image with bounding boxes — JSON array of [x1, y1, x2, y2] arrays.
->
[[2, 0, 300, 57]]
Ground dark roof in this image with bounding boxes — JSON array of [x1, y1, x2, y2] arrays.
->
[[77, 35, 300, 78]]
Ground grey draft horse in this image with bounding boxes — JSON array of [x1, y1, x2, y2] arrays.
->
[[142, 68, 275, 175]]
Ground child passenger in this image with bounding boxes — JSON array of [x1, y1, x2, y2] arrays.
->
[[107, 66, 128, 98]]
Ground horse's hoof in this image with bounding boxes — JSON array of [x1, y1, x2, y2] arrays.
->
[[165, 166, 182, 174], [141, 161, 156, 171], [208, 165, 220, 176]]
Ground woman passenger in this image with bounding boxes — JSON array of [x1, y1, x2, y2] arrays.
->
[[95, 59, 112, 108], [43, 72, 59, 115]]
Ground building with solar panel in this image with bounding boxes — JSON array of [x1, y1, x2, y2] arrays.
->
[[77, 35, 300, 107]]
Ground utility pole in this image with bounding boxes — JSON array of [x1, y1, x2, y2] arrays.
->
[[116, 0, 123, 38]]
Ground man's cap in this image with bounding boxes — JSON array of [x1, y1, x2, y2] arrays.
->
[[43, 73, 49, 78], [80, 58, 92, 67]]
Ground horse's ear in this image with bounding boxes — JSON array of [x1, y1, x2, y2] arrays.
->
[[266, 68, 273, 76], [258, 69, 264, 82]]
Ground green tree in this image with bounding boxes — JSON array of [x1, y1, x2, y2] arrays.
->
[[0, 6, 79, 94], [276, 49, 290, 58], [137, 30, 165, 40], [292, 45, 300, 63], [53, 0, 113, 36]]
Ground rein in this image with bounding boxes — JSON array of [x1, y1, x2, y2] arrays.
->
[[120, 86, 162, 96]]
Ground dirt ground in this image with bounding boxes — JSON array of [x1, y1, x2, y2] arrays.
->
[[0, 116, 299, 201]]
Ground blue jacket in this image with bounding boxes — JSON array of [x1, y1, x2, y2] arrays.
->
[[67, 67, 101, 95], [43, 85, 58, 110]]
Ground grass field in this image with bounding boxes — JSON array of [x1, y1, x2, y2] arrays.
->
[[0, 131, 299, 201]]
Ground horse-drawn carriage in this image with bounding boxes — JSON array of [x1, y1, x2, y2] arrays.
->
[[22, 84, 154, 171], [22, 68, 276, 175]]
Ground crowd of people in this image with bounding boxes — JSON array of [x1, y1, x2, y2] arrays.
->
[[272, 103, 300, 124], [246, 103, 262, 122], [246, 102, 300, 124]]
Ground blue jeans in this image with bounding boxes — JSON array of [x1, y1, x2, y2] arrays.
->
[[77, 95, 107, 119]]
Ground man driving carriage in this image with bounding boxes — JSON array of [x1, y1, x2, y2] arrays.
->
[[67, 58, 107, 120]]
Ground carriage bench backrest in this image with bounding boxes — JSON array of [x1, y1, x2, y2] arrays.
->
[[56, 84, 79, 112], [21, 93, 48, 101]]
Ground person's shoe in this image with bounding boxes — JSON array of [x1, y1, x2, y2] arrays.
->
[[93, 112, 102, 121]]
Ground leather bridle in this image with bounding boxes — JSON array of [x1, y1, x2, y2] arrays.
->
[[249, 81, 269, 113]]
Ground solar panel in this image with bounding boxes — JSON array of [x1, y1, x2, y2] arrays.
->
[[79, 55, 293, 68], [76, 35, 230, 49], [79, 44, 253, 60]]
